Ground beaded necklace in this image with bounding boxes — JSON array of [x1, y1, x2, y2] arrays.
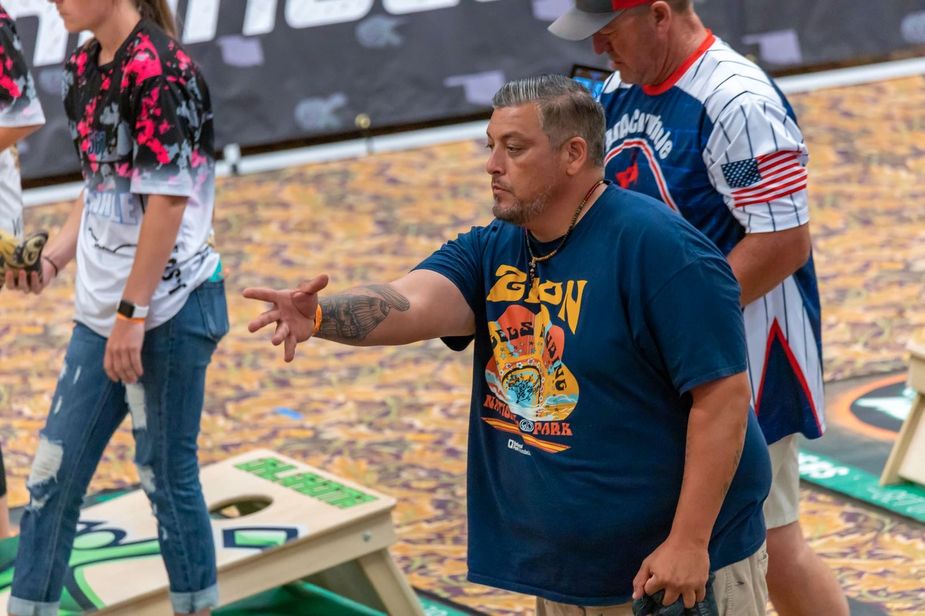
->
[[525, 179, 606, 288]]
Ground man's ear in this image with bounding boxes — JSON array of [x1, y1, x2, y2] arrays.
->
[[650, 1, 674, 33], [563, 136, 589, 176]]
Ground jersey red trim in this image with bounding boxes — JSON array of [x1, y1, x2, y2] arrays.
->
[[642, 30, 715, 96]]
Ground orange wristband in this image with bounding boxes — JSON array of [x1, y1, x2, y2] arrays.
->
[[312, 303, 322, 336], [116, 313, 145, 324]]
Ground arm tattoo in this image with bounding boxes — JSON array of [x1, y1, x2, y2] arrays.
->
[[318, 284, 410, 342]]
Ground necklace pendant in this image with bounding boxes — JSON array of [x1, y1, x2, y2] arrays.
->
[[521, 179, 604, 292]]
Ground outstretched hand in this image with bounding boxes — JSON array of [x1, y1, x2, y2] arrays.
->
[[243, 274, 329, 362]]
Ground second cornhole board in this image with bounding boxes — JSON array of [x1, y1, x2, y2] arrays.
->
[[0, 449, 423, 615], [881, 335, 925, 486]]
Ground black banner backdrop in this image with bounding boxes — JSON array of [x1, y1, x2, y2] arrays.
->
[[8, 0, 925, 181]]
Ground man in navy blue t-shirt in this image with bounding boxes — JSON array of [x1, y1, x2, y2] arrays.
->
[[244, 75, 771, 615]]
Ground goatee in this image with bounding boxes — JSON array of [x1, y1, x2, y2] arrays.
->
[[493, 189, 551, 226]]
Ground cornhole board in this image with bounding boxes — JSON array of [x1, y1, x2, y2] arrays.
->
[[0, 449, 424, 615], [881, 333, 925, 486]]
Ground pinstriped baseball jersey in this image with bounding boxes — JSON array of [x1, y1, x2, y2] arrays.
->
[[598, 32, 824, 443]]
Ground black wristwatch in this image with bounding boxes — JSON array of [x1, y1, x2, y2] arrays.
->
[[117, 299, 150, 320]]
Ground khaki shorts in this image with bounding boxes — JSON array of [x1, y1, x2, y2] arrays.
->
[[536, 543, 769, 616], [763, 433, 801, 529]]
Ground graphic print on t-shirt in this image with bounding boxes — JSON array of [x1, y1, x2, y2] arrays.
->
[[481, 266, 585, 454], [486, 303, 578, 417]]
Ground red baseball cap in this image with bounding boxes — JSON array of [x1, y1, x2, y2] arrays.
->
[[548, 0, 652, 41]]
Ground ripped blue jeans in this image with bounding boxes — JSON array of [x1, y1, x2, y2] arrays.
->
[[10, 280, 228, 616]]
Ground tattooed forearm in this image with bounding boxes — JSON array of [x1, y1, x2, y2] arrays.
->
[[317, 284, 410, 342]]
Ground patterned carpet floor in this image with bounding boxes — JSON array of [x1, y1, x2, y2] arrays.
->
[[1, 75, 924, 614]]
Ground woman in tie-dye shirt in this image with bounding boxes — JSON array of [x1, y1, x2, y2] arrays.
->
[[9, 2, 226, 615], [0, 1, 45, 542]]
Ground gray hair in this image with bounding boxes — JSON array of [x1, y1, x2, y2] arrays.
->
[[492, 74, 606, 167]]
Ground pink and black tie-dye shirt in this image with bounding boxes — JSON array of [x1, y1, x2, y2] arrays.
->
[[63, 20, 219, 336], [0, 5, 45, 236]]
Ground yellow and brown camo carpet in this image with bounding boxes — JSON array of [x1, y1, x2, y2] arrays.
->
[[2, 76, 924, 614]]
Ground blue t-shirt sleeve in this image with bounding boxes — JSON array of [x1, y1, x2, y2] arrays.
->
[[413, 227, 486, 351], [641, 255, 748, 395]]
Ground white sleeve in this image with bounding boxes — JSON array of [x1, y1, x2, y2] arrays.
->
[[596, 71, 623, 101], [704, 98, 809, 234]]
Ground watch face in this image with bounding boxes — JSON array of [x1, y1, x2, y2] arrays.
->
[[117, 300, 149, 320], [117, 300, 134, 318]]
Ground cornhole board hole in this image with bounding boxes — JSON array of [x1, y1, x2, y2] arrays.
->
[[881, 334, 925, 486], [0, 449, 424, 615]]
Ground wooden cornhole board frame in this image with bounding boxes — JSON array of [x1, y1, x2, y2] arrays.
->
[[0, 449, 424, 615], [881, 334, 925, 486]]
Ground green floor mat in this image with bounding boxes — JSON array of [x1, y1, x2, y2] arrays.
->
[[217, 582, 478, 615], [0, 523, 479, 615], [216, 582, 383, 615], [799, 450, 925, 523]]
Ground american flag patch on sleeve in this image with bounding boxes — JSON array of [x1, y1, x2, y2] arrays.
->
[[721, 150, 807, 207]]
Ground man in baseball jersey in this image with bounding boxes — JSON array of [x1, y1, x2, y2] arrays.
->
[[549, 2, 847, 615]]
